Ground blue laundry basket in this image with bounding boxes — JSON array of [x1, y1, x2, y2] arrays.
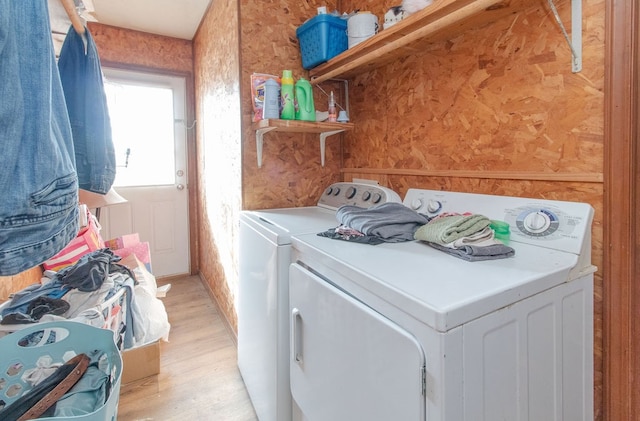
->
[[0, 321, 122, 420]]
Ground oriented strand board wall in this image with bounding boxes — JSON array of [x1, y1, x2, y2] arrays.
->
[[193, 0, 243, 331], [239, 0, 342, 210], [88, 23, 193, 73], [0, 267, 42, 302], [340, 0, 604, 419]]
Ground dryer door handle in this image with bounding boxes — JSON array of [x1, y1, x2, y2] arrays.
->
[[292, 308, 303, 365]]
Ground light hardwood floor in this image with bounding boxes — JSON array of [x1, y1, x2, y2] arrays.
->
[[118, 275, 258, 420]]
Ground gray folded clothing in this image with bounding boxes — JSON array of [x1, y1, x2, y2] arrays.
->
[[425, 241, 515, 262], [336, 203, 431, 243]]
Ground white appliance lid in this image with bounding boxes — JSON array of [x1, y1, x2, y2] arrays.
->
[[291, 233, 581, 332], [240, 207, 338, 245]]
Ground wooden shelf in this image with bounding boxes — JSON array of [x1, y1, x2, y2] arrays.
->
[[252, 119, 354, 167], [309, 0, 532, 84]]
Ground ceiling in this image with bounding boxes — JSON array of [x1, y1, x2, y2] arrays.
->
[[49, 0, 212, 41]]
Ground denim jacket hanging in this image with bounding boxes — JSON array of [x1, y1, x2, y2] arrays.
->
[[0, 0, 79, 276], [58, 26, 116, 195]]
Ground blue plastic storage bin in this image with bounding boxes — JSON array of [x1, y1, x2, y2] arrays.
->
[[0, 321, 122, 420], [296, 14, 348, 70]]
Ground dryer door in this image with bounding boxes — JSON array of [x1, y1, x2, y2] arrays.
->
[[289, 263, 426, 421]]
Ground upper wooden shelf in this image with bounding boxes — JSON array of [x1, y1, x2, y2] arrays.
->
[[308, 0, 531, 84]]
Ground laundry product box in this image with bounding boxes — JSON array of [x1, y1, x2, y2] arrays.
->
[[104, 233, 140, 250], [42, 211, 103, 271], [113, 241, 153, 273], [122, 339, 161, 384]]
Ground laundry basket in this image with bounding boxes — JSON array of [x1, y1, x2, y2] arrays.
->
[[0, 321, 122, 420]]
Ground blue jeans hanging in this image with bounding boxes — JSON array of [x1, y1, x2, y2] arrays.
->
[[0, 0, 79, 276]]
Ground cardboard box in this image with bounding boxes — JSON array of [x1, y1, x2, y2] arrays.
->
[[122, 340, 160, 384]]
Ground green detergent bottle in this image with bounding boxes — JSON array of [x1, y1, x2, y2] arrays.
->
[[280, 70, 295, 120], [294, 78, 315, 121]]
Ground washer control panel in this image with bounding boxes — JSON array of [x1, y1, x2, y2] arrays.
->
[[404, 188, 594, 254], [318, 182, 402, 210]]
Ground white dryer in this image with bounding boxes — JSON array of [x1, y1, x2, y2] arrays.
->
[[238, 182, 401, 421], [289, 188, 595, 421]]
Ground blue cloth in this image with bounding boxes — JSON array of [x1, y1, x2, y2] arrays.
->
[[58, 26, 115, 195], [0, 0, 79, 276], [0, 281, 70, 318]]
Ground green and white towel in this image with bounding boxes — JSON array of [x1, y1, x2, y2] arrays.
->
[[414, 214, 492, 245]]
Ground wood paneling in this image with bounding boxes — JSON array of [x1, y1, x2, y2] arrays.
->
[[603, 0, 639, 419]]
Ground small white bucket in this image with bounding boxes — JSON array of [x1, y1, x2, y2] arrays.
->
[[347, 12, 378, 48]]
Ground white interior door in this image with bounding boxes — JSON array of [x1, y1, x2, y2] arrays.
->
[[99, 68, 190, 278], [289, 263, 426, 421]]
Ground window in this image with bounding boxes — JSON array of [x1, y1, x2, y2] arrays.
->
[[103, 69, 186, 187]]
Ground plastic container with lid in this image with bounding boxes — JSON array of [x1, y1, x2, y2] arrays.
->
[[490, 220, 511, 245]]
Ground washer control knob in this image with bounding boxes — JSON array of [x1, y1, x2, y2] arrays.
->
[[410, 198, 423, 210], [346, 187, 357, 199], [372, 193, 383, 204], [426, 200, 442, 213], [524, 211, 550, 233]]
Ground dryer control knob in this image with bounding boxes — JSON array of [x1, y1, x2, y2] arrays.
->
[[333, 187, 341, 196], [346, 187, 357, 199], [362, 191, 372, 201], [524, 211, 550, 233], [426, 200, 442, 213], [372, 193, 382, 204]]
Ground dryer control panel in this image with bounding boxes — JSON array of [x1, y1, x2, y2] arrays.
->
[[318, 182, 402, 211], [404, 188, 594, 255]]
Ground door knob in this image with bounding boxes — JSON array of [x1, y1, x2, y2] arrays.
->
[[176, 184, 185, 190]]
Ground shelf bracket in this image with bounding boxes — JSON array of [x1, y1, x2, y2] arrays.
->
[[256, 126, 277, 168], [319, 130, 344, 167], [547, 0, 582, 73]]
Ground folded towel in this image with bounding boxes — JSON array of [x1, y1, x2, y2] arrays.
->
[[414, 214, 491, 245], [336, 202, 430, 243], [425, 241, 515, 262], [444, 226, 495, 249]]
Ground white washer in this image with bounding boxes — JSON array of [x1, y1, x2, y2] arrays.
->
[[238, 182, 401, 421], [289, 189, 595, 421]]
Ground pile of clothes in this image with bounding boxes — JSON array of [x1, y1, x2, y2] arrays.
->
[[413, 212, 515, 261], [318, 203, 515, 261], [0, 248, 143, 348]]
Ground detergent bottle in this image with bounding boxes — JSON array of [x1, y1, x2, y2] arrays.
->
[[294, 78, 315, 121], [280, 70, 295, 120]]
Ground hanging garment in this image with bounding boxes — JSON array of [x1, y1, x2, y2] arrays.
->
[[58, 26, 116, 195], [0, 0, 79, 276]]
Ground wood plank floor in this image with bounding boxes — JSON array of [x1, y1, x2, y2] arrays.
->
[[118, 275, 258, 421]]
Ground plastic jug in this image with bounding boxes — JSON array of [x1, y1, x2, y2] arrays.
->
[[294, 78, 315, 121], [280, 70, 295, 120]]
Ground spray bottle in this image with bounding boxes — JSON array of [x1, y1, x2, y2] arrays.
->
[[328, 91, 337, 122]]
